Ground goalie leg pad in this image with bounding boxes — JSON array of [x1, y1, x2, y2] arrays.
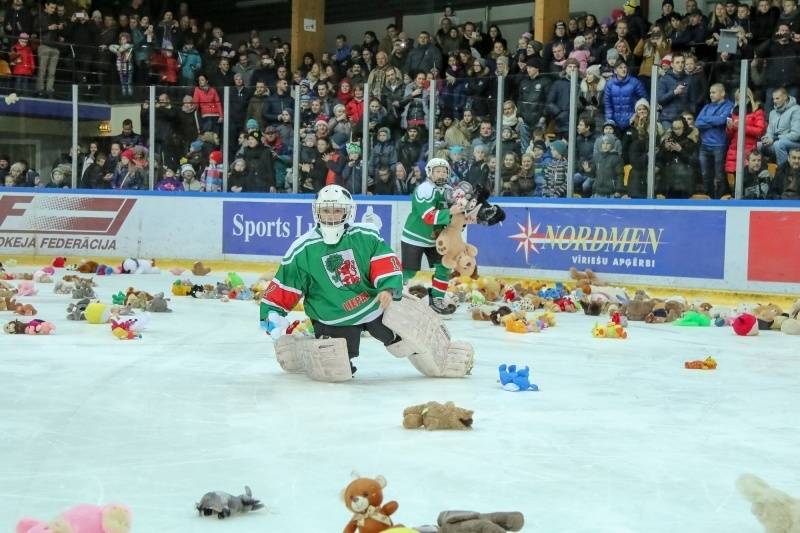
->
[[383, 294, 450, 359], [300, 337, 353, 382], [385, 338, 418, 358], [274, 335, 305, 373], [407, 341, 474, 378], [384, 295, 472, 377]]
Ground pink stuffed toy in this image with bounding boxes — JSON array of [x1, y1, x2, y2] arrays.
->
[[17, 503, 131, 533], [24, 319, 55, 335], [16, 281, 37, 296]]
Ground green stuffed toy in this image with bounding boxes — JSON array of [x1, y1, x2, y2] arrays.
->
[[227, 272, 245, 288], [673, 310, 711, 327]]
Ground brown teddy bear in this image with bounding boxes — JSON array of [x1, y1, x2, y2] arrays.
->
[[621, 290, 654, 321], [489, 306, 512, 325], [665, 299, 685, 322], [754, 304, 782, 330], [437, 511, 525, 533], [781, 299, 800, 335], [14, 302, 37, 316], [471, 305, 496, 321], [342, 475, 399, 533], [4, 319, 28, 334], [477, 277, 502, 303], [125, 287, 153, 309], [407, 285, 429, 300], [580, 299, 605, 316], [192, 261, 212, 276], [402, 401, 474, 430], [435, 211, 478, 277], [645, 300, 668, 323], [569, 267, 599, 284], [74, 260, 99, 274]]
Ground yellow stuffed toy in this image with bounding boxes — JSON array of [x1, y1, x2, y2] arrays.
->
[[84, 302, 111, 324]]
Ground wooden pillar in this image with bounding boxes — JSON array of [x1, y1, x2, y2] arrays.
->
[[534, 0, 570, 45], [291, 0, 325, 70]]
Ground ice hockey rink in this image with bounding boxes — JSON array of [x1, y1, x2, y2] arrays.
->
[[1, 269, 798, 532]]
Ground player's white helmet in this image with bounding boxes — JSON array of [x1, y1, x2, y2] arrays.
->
[[313, 184, 356, 244], [425, 157, 451, 186]]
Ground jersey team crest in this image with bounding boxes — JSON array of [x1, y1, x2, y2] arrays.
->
[[322, 249, 361, 288]]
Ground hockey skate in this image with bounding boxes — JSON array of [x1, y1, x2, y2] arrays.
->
[[428, 288, 456, 316]]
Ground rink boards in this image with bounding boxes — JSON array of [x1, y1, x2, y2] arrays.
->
[[0, 190, 799, 294]]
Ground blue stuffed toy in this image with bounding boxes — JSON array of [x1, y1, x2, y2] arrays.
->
[[498, 363, 539, 392]]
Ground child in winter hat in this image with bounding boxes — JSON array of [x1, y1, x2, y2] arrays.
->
[[156, 167, 182, 191], [550, 140, 568, 159], [201, 150, 224, 192]]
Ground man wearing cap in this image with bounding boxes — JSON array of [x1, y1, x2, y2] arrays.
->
[[543, 20, 570, 64], [241, 131, 277, 192], [517, 56, 551, 150], [655, 0, 682, 31], [397, 126, 426, 175], [341, 142, 366, 194], [657, 52, 692, 129], [603, 59, 647, 130]]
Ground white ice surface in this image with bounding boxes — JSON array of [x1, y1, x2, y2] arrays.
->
[[1, 270, 799, 532]]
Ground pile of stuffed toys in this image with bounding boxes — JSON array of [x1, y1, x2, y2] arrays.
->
[[2, 257, 277, 340], [443, 267, 800, 339], [16, 471, 799, 532]]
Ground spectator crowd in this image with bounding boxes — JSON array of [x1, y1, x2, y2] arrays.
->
[[1, 0, 799, 199]]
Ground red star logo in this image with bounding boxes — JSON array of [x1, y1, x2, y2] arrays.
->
[[508, 212, 546, 263]]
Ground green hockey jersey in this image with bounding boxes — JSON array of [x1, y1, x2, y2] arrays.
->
[[401, 180, 451, 247], [260, 223, 403, 326]]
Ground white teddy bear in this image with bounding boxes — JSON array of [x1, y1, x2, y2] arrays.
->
[[738, 474, 800, 533]]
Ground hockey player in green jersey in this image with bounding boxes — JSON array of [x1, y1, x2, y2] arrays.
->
[[261, 184, 407, 378], [401, 157, 460, 315]]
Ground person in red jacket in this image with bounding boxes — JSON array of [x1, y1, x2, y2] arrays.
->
[[345, 83, 365, 126], [725, 88, 767, 180], [10, 33, 36, 93], [151, 45, 178, 85], [192, 73, 223, 137]]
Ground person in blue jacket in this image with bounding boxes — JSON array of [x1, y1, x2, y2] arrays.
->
[[603, 60, 647, 131], [695, 83, 734, 198]]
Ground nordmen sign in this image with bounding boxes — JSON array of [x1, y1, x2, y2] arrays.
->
[[223, 200, 393, 256], [0, 194, 136, 252], [469, 206, 727, 279]]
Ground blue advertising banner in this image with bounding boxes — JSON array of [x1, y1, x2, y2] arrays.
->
[[468, 206, 726, 279], [222, 200, 393, 256]]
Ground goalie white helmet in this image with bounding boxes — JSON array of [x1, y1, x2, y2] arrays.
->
[[425, 157, 451, 186], [313, 184, 356, 244]]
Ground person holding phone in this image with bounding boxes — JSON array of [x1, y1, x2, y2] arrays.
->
[[656, 53, 692, 130]]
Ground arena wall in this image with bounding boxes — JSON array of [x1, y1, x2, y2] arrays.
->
[[1, 190, 799, 295]]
